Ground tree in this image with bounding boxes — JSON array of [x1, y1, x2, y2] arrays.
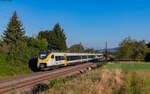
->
[[135, 40, 149, 60], [69, 43, 84, 52], [147, 42, 150, 48], [117, 37, 137, 60], [117, 37, 150, 60], [27, 38, 48, 51], [2, 11, 25, 45], [38, 30, 57, 50], [145, 42, 150, 61], [84, 48, 94, 53], [38, 23, 67, 50], [53, 23, 67, 50]]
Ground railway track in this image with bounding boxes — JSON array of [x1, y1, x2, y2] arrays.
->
[[0, 63, 96, 94]]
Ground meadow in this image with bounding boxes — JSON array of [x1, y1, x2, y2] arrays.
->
[[107, 62, 150, 71], [40, 62, 150, 94]]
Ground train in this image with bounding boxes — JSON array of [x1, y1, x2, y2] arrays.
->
[[37, 50, 104, 70]]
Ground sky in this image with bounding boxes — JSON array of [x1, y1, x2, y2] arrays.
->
[[0, 0, 150, 49]]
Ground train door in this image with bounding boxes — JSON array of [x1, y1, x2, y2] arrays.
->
[[87, 54, 89, 62], [81, 55, 83, 63], [48, 54, 55, 66], [64, 54, 67, 66], [55, 54, 66, 66]]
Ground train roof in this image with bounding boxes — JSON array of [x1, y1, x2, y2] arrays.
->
[[40, 50, 103, 55]]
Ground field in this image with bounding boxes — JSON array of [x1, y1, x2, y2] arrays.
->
[[107, 62, 150, 70], [41, 62, 150, 94]]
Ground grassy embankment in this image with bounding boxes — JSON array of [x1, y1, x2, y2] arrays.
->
[[40, 62, 150, 94], [0, 53, 32, 78]]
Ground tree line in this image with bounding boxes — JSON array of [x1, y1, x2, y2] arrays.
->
[[116, 37, 150, 61]]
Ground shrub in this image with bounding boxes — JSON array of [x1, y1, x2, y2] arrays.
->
[[97, 62, 107, 68]]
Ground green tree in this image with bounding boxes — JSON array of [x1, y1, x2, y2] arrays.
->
[[84, 48, 94, 53], [2, 11, 25, 45], [53, 23, 67, 50], [38, 23, 67, 50], [117, 37, 150, 60], [117, 37, 137, 60], [135, 40, 150, 60], [69, 43, 84, 52], [27, 38, 48, 51], [145, 42, 150, 61], [38, 30, 57, 50]]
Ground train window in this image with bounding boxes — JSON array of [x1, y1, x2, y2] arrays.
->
[[88, 55, 95, 58], [56, 56, 65, 61], [82, 56, 87, 59], [39, 54, 46, 59], [60, 56, 64, 60], [67, 56, 81, 61], [39, 51, 52, 59], [56, 56, 58, 61], [98, 55, 102, 57], [51, 55, 54, 58]]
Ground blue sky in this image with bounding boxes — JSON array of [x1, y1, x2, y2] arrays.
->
[[0, 0, 150, 49]]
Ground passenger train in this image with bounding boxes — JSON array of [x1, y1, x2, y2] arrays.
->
[[37, 50, 103, 70]]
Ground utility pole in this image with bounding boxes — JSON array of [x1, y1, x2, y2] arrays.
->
[[105, 40, 108, 62]]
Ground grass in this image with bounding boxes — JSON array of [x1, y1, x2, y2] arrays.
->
[[42, 68, 103, 94], [107, 62, 150, 71], [123, 70, 150, 94], [40, 62, 150, 94]]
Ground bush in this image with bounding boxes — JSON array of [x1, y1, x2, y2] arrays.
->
[[97, 62, 107, 68], [49, 75, 77, 88], [0, 36, 49, 78], [0, 52, 32, 78]]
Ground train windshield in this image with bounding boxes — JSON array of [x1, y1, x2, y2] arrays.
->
[[39, 51, 49, 59]]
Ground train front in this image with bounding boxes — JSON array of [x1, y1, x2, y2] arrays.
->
[[37, 51, 50, 70]]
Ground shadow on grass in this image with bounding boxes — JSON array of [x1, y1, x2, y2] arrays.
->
[[32, 83, 49, 94]]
